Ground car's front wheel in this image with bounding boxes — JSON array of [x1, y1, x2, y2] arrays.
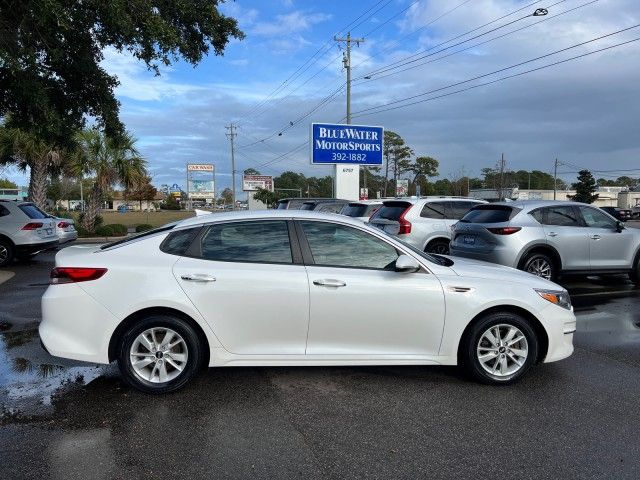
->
[[117, 314, 203, 394], [461, 312, 539, 385], [630, 256, 640, 285], [0, 238, 14, 268]]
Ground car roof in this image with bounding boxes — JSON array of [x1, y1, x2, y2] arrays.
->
[[175, 209, 367, 228], [483, 200, 592, 210]]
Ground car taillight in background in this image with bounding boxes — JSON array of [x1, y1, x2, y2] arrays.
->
[[398, 208, 412, 234], [22, 222, 44, 230], [50, 267, 108, 284], [486, 227, 522, 235], [57, 221, 70, 228]]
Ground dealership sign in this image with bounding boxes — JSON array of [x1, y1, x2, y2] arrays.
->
[[310, 123, 383, 165], [243, 175, 274, 192], [187, 164, 214, 172]]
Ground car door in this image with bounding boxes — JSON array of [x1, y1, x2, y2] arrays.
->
[[172, 219, 310, 355], [298, 220, 445, 356], [540, 206, 589, 270], [577, 206, 636, 269]]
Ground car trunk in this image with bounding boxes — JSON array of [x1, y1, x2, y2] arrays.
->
[[368, 201, 412, 235], [453, 205, 519, 252]]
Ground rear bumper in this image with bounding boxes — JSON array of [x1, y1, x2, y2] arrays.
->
[[15, 240, 59, 255], [58, 230, 78, 244]]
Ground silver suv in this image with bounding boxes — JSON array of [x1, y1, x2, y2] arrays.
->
[[449, 200, 640, 283], [368, 197, 486, 254]]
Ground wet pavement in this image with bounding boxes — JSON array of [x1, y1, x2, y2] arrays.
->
[[1, 250, 639, 479]]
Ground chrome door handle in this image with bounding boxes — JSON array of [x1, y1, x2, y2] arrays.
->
[[547, 232, 557, 237], [181, 274, 216, 282], [313, 279, 346, 288], [590, 235, 601, 240]]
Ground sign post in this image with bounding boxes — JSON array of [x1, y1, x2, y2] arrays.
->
[[187, 164, 215, 208], [310, 123, 383, 200]]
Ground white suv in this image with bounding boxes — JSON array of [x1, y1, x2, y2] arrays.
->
[[0, 201, 59, 267], [368, 197, 487, 254]]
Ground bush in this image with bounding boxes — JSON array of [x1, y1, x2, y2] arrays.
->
[[95, 224, 127, 237], [95, 225, 114, 236], [135, 224, 153, 233]]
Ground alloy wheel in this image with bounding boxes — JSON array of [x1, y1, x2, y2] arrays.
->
[[526, 258, 552, 280], [0, 245, 7, 263], [476, 324, 529, 378], [130, 327, 189, 383]]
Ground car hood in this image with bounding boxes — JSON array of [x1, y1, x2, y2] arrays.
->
[[446, 256, 563, 290]]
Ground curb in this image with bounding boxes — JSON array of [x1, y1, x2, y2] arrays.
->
[[0, 271, 15, 286]]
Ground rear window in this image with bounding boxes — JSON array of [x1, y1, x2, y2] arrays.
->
[[276, 200, 289, 210], [461, 205, 517, 223], [19, 204, 48, 219], [371, 201, 412, 221], [316, 203, 344, 213], [300, 202, 316, 210], [342, 204, 369, 217], [101, 225, 176, 250]]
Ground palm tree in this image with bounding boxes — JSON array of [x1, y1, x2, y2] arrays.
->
[[0, 127, 64, 209], [74, 129, 146, 232]]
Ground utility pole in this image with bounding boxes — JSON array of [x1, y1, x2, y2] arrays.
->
[[553, 158, 559, 200], [498, 153, 506, 201], [225, 123, 237, 208], [334, 32, 364, 200]]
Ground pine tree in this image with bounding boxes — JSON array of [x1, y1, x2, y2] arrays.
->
[[571, 170, 599, 204]]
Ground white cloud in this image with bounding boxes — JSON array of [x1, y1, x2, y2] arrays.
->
[[252, 11, 331, 36]]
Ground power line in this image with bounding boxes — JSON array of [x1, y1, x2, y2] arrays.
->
[[351, 26, 640, 118], [361, 0, 421, 37], [355, 0, 598, 84]]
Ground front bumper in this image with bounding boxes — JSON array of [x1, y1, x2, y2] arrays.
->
[[539, 303, 575, 363]]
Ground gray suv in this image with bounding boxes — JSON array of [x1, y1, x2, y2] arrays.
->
[[449, 200, 640, 283]]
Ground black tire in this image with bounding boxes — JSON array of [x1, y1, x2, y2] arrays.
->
[[460, 312, 539, 385], [117, 314, 203, 394], [425, 239, 450, 255], [0, 238, 14, 268], [521, 252, 557, 281], [629, 256, 640, 285]]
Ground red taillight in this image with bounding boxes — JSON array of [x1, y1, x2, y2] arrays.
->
[[50, 267, 108, 284], [57, 221, 70, 228], [22, 222, 43, 230], [398, 208, 412, 234], [487, 227, 522, 235]]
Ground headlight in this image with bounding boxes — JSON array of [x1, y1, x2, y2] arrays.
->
[[535, 289, 572, 310]]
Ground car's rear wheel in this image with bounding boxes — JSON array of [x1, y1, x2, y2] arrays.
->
[[629, 256, 640, 285], [521, 252, 556, 281], [461, 312, 538, 385], [0, 239, 14, 268], [117, 314, 202, 394], [425, 239, 450, 255]]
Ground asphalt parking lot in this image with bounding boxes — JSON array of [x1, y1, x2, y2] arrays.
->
[[1, 249, 639, 479]]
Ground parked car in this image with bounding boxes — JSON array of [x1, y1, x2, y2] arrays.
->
[[117, 204, 134, 213], [450, 200, 640, 283], [600, 206, 632, 222], [368, 197, 487, 254], [632, 205, 640, 219], [0, 200, 58, 267], [340, 200, 383, 222], [276, 198, 327, 210], [48, 215, 78, 244], [40, 210, 575, 393], [300, 199, 350, 213]]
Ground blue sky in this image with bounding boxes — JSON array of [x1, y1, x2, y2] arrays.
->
[[4, 0, 640, 194]]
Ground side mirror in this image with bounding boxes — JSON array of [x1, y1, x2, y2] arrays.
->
[[395, 254, 420, 273], [616, 221, 625, 232]]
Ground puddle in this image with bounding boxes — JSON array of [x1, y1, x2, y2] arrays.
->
[[0, 326, 111, 421]]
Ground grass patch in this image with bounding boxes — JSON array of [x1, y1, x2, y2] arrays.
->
[[97, 211, 195, 228]]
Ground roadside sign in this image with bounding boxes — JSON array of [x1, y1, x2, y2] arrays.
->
[[187, 164, 214, 172], [310, 123, 383, 165], [243, 175, 274, 192], [360, 187, 368, 200], [396, 179, 409, 197]]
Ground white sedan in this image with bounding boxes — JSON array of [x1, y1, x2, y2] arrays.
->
[[39, 210, 575, 393]]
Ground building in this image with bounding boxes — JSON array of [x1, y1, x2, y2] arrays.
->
[[0, 187, 28, 201], [470, 187, 640, 208]]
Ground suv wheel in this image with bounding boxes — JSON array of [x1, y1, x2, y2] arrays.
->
[[630, 256, 640, 285], [0, 239, 14, 268], [117, 314, 203, 394], [521, 252, 556, 281], [426, 239, 450, 255], [461, 312, 538, 385]]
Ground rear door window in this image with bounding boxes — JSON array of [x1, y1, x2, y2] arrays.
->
[[544, 206, 581, 227], [420, 201, 446, 219], [18, 204, 48, 219], [461, 205, 515, 223]]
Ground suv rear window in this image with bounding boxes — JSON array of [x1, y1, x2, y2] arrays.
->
[[342, 204, 371, 217], [19, 204, 48, 219], [461, 205, 517, 223], [371, 201, 412, 221]]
